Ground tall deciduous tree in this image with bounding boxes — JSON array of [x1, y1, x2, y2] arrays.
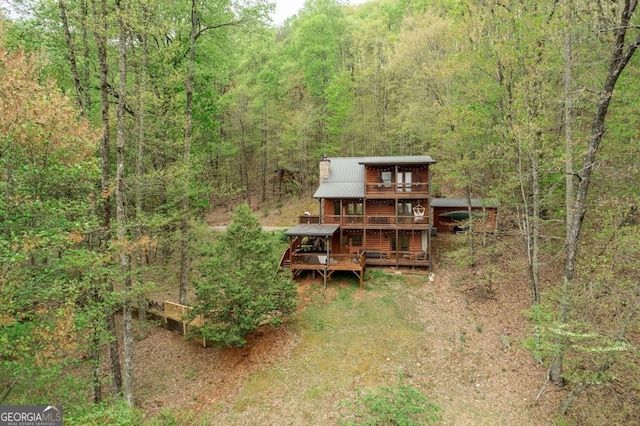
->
[[179, 0, 198, 305], [284, 0, 349, 156], [550, 0, 640, 387], [114, 0, 134, 406], [91, 0, 124, 396], [58, 0, 86, 113], [461, 0, 564, 304]]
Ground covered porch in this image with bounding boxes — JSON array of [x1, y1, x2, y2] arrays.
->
[[282, 224, 366, 289]]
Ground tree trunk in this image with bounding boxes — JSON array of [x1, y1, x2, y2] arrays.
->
[[261, 105, 268, 203], [464, 184, 475, 264], [116, 0, 133, 406], [135, 6, 150, 339], [91, 327, 101, 403], [58, 0, 85, 114], [80, 0, 92, 111], [558, 382, 589, 415], [530, 134, 541, 305], [179, 0, 197, 305], [549, 1, 640, 386], [91, 0, 122, 396], [563, 16, 574, 229], [516, 133, 541, 306]]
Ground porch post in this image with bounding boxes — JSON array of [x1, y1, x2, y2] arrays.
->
[[323, 235, 330, 294]]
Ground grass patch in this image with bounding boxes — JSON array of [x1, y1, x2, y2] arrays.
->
[[341, 373, 443, 425], [209, 272, 435, 423]]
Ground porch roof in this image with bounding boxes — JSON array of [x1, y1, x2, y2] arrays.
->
[[284, 224, 340, 237], [358, 155, 436, 166]]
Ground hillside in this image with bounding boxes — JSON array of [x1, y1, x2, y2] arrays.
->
[[133, 202, 563, 425]]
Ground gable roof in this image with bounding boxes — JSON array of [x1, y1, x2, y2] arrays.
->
[[358, 156, 436, 166], [314, 157, 364, 199], [313, 156, 435, 199]]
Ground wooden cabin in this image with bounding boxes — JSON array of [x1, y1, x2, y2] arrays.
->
[[282, 155, 436, 284]]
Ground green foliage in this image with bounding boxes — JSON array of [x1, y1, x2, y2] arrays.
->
[[191, 204, 297, 347], [65, 400, 144, 426], [442, 245, 474, 268], [342, 373, 443, 425], [365, 268, 405, 283], [0, 25, 123, 410], [325, 70, 355, 141], [288, 0, 346, 100], [2, 0, 640, 419], [523, 301, 632, 386]]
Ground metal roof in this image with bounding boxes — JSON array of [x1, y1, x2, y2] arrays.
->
[[313, 156, 435, 199], [313, 182, 364, 199], [284, 224, 340, 237], [431, 198, 497, 208], [358, 155, 436, 165], [313, 157, 366, 199]]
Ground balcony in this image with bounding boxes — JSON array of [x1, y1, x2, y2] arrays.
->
[[321, 215, 429, 229], [365, 182, 429, 198], [298, 215, 320, 224], [282, 247, 428, 278], [356, 249, 430, 267]]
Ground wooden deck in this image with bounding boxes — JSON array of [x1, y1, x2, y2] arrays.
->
[[284, 249, 430, 288], [362, 250, 430, 268], [288, 252, 366, 288]]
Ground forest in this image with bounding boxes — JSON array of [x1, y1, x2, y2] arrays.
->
[[0, 0, 639, 424]]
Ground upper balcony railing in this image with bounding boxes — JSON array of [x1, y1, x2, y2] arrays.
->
[[365, 182, 429, 196], [298, 215, 320, 224]]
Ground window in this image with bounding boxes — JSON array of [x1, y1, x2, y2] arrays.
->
[[397, 171, 412, 192], [400, 235, 410, 251], [390, 235, 410, 252], [381, 171, 392, 186], [345, 201, 363, 224], [350, 234, 363, 247], [397, 202, 412, 216], [333, 202, 341, 216], [346, 201, 363, 215]]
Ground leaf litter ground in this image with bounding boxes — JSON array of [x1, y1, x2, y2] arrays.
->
[[133, 234, 561, 424]]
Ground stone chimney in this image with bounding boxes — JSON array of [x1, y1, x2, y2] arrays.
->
[[318, 154, 331, 223], [319, 154, 331, 182]]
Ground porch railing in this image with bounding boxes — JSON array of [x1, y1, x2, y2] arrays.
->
[[320, 215, 429, 226], [290, 252, 365, 267], [365, 182, 428, 194], [290, 250, 428, 267]]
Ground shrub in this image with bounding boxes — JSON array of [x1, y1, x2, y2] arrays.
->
[[342, 374, 443, 425]]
